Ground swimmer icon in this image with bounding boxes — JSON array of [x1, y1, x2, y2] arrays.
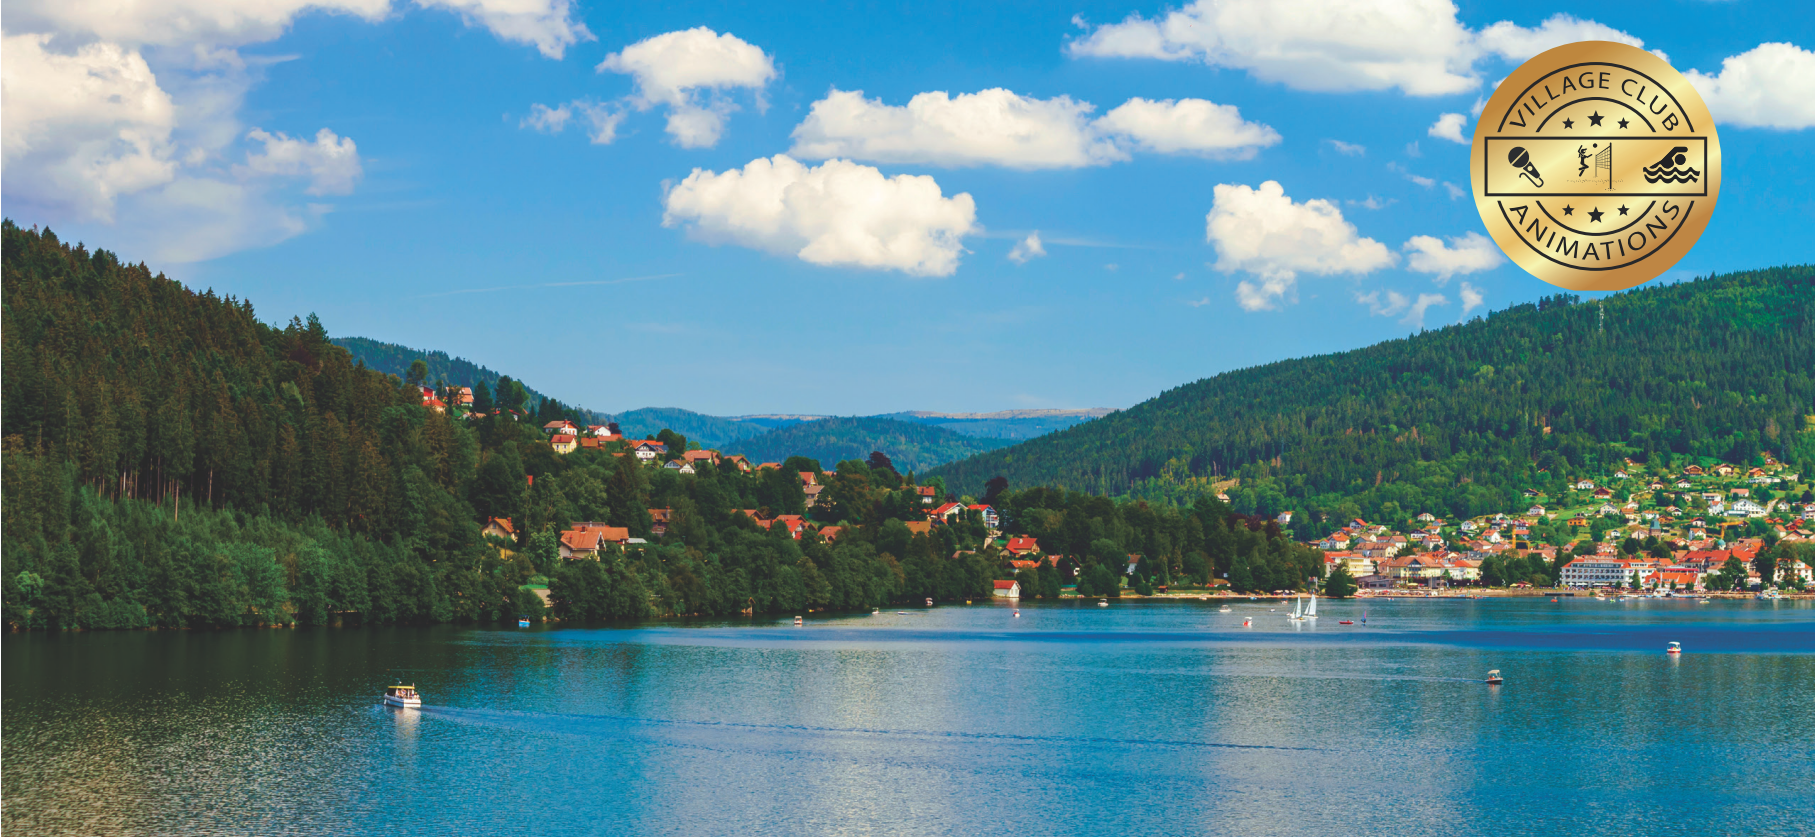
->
[[1508, 146, 1544, 188]]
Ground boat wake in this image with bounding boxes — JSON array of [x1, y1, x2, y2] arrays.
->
[[416, 706, 1321, 752]]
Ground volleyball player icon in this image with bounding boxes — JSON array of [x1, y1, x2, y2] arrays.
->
[[1577, 146, 1591, 177]]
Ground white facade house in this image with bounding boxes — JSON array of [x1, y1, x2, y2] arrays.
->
[[1561, 557, 1639, 587], [1730, 499, 1766, 518], [992, 580, 1021, 598]]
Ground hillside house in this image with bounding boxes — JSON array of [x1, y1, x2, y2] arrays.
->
[[931, 502, 964, 522], [916, 486, 937, 505], [631, 440, 667, 461], [819, 526, 843, 542], [1684, 465, 1705, 476], [724, 455, 753, 473], [968, 504, 999, 529], [661, 460, 696, 474], [1713, 464, 1736, 476], [550, 434, 577, 455], [543, 420, 578, 436], [647, 508, 672, 536], [1575, 480, 1595, 491], [770, 515, 808, 540], [1004, 537, 1041, 557], [993, 579, 1021, 599], [802, 483, 824, 509], [559, 525, 630, 560], [903, 521, 932, 535], [482, 517, 515, 542], [684, 449, 720, 466]]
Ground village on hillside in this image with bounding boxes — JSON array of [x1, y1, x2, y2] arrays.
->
[[426, 385, 1815, 599]]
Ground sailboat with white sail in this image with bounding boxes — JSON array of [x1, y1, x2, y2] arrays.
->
[[1305, 591, 1318, 620]]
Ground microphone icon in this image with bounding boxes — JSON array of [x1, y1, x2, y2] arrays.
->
[[1508, 147, 1544, 188]]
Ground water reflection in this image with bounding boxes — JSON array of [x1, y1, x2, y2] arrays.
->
[[4, 601, 1813, 837]]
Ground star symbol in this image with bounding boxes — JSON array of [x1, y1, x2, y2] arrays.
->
[[1617, 118, 1630, 129], [1618, 205, 1630, 216], [1563, 205, 1575, 216], [1588, 111, 1605, 127], [1588, 207, 1605, 223], [1563, 118, 1575, 129]]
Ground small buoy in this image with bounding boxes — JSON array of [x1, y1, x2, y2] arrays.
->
[[1242, 618, 1251, 627], [1551, 597, 1558, 602], [1013, 610, 1020, 618]]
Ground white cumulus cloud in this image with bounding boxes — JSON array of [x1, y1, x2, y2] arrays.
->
[[2, 0, 584, 261], [1458, 281, 1486, 319], [661, 155, 978, 277], [1428, 112, 1468, 144], [1403, 232, 1502, 283], [416, 0, 593, 59], [598, 27, 776, 148], [1, 33, 178, 223], [1067, 3, 1654, 97], [1068, 0, 1479, 96], [1356, 289, 1410, 317], [1204, 180, 1395, 311], [1474, 14, 1649, 63], [788, 88, 1277, 168], [238, 128, 361, 195], [520, 100, 624, 143], [1686, 42, 1815, 129], [790, 88, 1120, 168], [1008, 232, 1047, 264], [1402, 292, 1448, 327], [1092, 97, 1281, 159]]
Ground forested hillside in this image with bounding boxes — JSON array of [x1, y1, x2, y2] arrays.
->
[[879, 409, 1116, 440], [333, 336, 594, 420], [931, 267, 1815, 536], [3, 222, 1317, 630], [726, 417, 1013, 472]]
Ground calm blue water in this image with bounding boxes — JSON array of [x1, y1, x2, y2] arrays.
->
[[5, 597, 1813, 836]]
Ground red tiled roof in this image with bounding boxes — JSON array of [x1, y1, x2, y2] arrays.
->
[[552, 434, 576, 444], [1004, 537, 1040, 554], [993, 580, 1019, 590]]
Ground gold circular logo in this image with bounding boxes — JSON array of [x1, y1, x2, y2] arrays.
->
[[1470, 41, 1720, 291]]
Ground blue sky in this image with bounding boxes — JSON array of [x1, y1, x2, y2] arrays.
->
[[6, 0, 1812, 415]]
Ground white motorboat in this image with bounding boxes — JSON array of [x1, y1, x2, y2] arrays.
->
[[1218, 605, 1232, 613], [382, 684, 422, 709]]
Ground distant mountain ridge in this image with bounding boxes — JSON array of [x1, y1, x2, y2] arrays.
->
[[333, 335, 1115, 447], [724, 416, 1014, 473]]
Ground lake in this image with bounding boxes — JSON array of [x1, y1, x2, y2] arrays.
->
[[5, 597, 1813, 836]]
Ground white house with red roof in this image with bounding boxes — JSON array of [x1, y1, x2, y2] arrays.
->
[[930, 501, 963, 522], [992, 579, 1021, 598]]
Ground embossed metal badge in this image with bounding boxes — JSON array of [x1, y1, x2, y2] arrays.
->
[[1471, 41, 1721, 291]]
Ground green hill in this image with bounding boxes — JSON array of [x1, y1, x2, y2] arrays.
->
[[929, 267, 1815, 533], [726, 416, 1014, 472], [611, 407, 772, 448], [332, 338, 775, 446]]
